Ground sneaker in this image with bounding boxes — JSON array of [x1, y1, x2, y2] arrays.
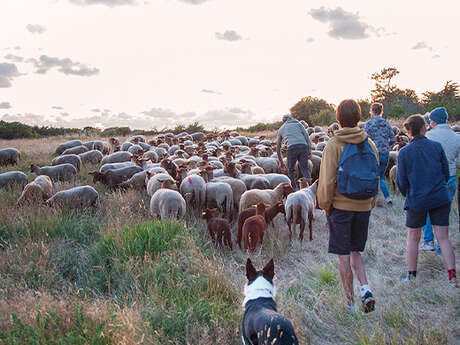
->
[[401, 275, 415, 283], [361, 291, 375, 313], [419, 241, 435, 251], [449, 278, 459, 288], [385, 197, 393, 205]]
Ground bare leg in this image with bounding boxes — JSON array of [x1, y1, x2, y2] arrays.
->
[[407, 227, 421, 271], [338, 255, 354, 305], [433, 226, 456, 270], [350, 252, 368, 286]]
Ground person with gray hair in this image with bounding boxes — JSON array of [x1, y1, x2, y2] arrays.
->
[[276, 113, 312, 189]]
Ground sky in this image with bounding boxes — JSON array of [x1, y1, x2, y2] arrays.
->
[[1, 0, 459, 130]]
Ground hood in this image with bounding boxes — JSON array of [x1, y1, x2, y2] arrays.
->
[[334, 127, 367, 144]]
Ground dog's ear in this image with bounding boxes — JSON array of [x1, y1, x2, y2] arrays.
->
[[262, 258, 275, 282], [246, 258, 258, 282]]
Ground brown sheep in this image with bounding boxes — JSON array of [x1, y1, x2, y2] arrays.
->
[[242, 202, 267, 252], [89, 166, 143, 188], [202, 208, 233, 249]]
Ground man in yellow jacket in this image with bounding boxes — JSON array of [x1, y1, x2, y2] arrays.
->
[[317, 99, 378, 314]]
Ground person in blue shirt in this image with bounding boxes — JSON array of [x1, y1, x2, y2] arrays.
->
[[397, 114, 457, 286], [365, 103, 396, 204]]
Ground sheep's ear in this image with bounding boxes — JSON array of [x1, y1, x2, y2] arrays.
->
[[146, 171, 153, 179], [262, 258, 275, 282], [246, 258, 258, 282]]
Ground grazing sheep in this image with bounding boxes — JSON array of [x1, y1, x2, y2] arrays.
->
[[150, 184, 186, 220], [100, 161, 136, 172], [239, 182, 293, 212], [205, 182, 233, 219], [46, 186, 99, 208], [389, 165, 398, 192], [240, 174, 271, 190], [79, 150, 103, 166], [55, 140, 83, 155], [146, 172, 176, 196], [143, 150, 159, 163], [242, 202, 267, 252], [202, 208, 233, 249], [101, 151, 133, 165], [0, 171, 28, 189], [118, 171, 147, 189], [212, 176, 247, 209], [16, 175, 53, 206], [108, 137, 120, 152], [128, 144, 144, 156], [52, 154, 81, 172], [179, 174, 206, 210], [0, 148, 20, 166], [89, 165, 143, 188], [31, 163, 77, 183], [62, 145, 88, 156], [285, 179, 317, 242]]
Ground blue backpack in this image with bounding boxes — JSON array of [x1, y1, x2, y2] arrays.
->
[[337, 138, 379, 200]]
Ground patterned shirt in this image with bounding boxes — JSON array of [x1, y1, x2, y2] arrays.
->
[[364, 116, 396, 154]]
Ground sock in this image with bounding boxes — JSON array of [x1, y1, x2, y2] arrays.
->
[[448, 269, 457, 280], [360, 284, 371, 297], [408, 271, 417, 279]]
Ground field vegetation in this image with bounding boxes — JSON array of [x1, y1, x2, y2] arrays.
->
[[0, 136, 458, 344]]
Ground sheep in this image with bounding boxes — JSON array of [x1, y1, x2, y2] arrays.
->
[[79, 150, 103, 166], [146, 172, 177, 196], [101, 151, 133, 165], [262, 173, 291, 189], [16, 176, 53, 206], [201, 208, 233, 249], [46, 186, 99, 208], [52, 154, 81, 172], [100, 161, 136, 172], [150, 183, 186, 220], [239, 182, 293, 212], [179, 174, 206, 210], [389, 165, 398, 192], [89, 165, 143, 188], [0, 171, 28, 190], [237, 201, 285, 249], [255, 157, 279, 173], [143, 150, 159, 163], [285, 179, 318, 242], [0, 148, 20, 166], [118, 171, 148, 189], [62, 145, 88, 156], [31, 163, 77, 183], [128, 144, 144, 156], [242, 202, 267, 252], [240, 174, 271, 190], [205, 182, 233, 219], [55, 140, 83, 155], [108, 137, 120, 153], [212, 176, 247, 209]]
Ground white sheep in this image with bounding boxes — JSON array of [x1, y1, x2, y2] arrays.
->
[[261, 173, 291, 189], [46, 186, 99, 208], [212, 176, 247, 209], [0, 148, 20, 166], [52, 154, 81, 172], [0, 171, 28, 189], [150, 187, 186, 220], [31, 163, 77, 183], [16, 175, 53, 206], [179, 174, 206, 210], [239, 182, 294, 212], [56, 140, 83, 155], [101, 151, 133, 165], [79, 150, 104, 166], [146, 172, 176, 196], [205, 182, 233, 219]]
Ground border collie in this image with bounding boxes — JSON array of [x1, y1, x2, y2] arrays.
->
[[241, 258, 299, 345]]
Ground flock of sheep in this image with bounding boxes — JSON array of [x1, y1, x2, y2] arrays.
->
[[3, 122, 459, 251]]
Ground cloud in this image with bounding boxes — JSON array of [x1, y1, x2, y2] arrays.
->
[[194, 108, 256, 128], [309, 7, 381, 40], [178, 0, 210, 4], [52, 105, 64, 110], [215, 30, 242, 41], [28, 55, 99, 76], [0, 102, 12, 109], [141, 107, 197, 120], [412, 41, 434, 51], [201, 89, 221, 95], [69, 0, 137, 6], [91, 108, 101, 112], [0, 63, 22, 88], [60, 112, 70, 117], [26, 24, 46, 34], [306, 37, 314, 43], [4, 54, 24, 63], [432, 54, 441, 59]]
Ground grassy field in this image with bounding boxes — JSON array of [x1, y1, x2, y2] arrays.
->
[[0, 136, 459, 345]]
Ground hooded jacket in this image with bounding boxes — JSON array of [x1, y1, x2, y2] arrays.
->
[[364, 116, 396, 154], [317, 127, 379, 215]]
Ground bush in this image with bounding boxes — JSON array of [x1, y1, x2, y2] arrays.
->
[[0, 121, 80, 139], [309, 109, 336, 126], [387, 104, 406, 118]]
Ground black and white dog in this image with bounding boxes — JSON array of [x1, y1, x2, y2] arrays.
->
[[242, 258, 299, 345]]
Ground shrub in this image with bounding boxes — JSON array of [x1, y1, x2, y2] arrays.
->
[[310, 109, 336, 126]]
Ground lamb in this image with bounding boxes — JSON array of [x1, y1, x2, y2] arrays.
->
[[89, 165, 143, 188], [201, 208, 233, 249], [237, 201, 285, 249], [62, 145, 88, 156], [52, 154, 81, 172], [55, 140, 83, 155], [16, 175, 53, 206], [0, 171, 28, 190], [46, 186, 99, 208], [0, 148, 20, 166], [146, 172, 176, 196], [31, 163, 77, 183], [79, 150, 103, 166], [205, 182, 233, 219], [179, 174, 206, 210], [101, 151, 133, 165], [242, 202, 267, 252], [239, 182, 293, 212], [285, 179, 318, 242], [150, 181, 186, 220]]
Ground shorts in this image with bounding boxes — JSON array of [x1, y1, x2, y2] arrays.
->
[[405, 203, 451, 228], [327, 207, 371, 255]]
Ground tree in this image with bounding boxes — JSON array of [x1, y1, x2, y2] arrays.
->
[[370, 67, 400, 101], [422, 81, 460, 121], [290, 96, 335, 124]]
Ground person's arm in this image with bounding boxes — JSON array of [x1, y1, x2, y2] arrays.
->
[[388, 122, 396, 147], [440, 146, 449, 181], [317, 141, 338, 215], [456, 136, 460, 170], [298, 123, 312, 157], [276, 128, 284, 162], [396, 151, 408, 197]]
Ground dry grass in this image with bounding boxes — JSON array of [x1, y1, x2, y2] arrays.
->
[[0, 136, 459, 344]]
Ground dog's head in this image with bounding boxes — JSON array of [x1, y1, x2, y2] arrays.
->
[[246, 258, 274, 285]]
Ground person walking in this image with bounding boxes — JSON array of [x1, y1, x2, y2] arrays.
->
[[276, 114, 312, 189], [397, 114, 458, 286], [418, 107, 460, 251], [364, 102, 396, 204], [318, 99, 379, 313]]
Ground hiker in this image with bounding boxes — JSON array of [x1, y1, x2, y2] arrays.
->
[[397, 114, 457, 287], [418, 107, 460, 252], [364, 102, 396, 205], [318, 99, 379, 313], [276, 113, 312, 189]]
